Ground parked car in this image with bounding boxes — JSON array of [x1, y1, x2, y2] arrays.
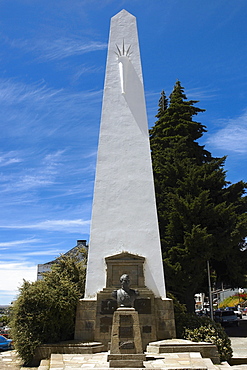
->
[[225, 306, 242, 319], [0, 335, 12, 350], [195, 309, 209, 316], [242, 307, 247, 316], [0, 326, 10, 338], [214, 310, 239, 326]]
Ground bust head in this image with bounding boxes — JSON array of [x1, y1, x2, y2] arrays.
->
[[111, 274, 139, 307], [120, 274, 130, 290]]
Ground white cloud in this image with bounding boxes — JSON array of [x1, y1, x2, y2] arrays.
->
[[0, 79, 62, 106], [0, 151, 22, 167], [0, 78, 102, 121], [22, 249, 60, 257], [0, 149, 69, 195], [72, 64, 103, 82], [186, 86, 219, 101], [0, 262, 37, 301], [207, 110, 247, 153], [0, 219, 90, 233], [10, 37, 107, 61], [0, 238, 41, 248]]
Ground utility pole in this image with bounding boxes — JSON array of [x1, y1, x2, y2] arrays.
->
[[207, 260, 214, 320]]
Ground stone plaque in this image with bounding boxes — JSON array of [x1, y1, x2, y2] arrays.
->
[[119, 341, 135, 349], [85, 321, 94, 331], [120, 315, 132, 325], [112, 265, 138, 286], [101, 299, 117, 314], [119, 326, 133, 338], [100, 316, 112, 333], [142, 325, 152, 333], [134, 298, 151, 314]]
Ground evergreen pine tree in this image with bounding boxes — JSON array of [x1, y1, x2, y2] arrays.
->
[[150, 81, 247, 311]]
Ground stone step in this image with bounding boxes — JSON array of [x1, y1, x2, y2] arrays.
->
[[37, 359, 50, 370], [38, 352, 228, 370]]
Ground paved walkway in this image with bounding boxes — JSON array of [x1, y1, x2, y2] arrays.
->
[[44, 351, 228, 370], [0, 337, 246, 370], [230, 338, 247, 359]]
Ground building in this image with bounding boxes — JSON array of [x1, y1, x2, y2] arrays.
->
[[37, 239, 87, 280]]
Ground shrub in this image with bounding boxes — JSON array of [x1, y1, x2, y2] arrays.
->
[[167, 292, 187, 315], [10, 247, 87, 365], [175, 312, 232, 362]]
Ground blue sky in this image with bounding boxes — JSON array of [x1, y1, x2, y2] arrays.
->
[[1, 0, 247, 305]]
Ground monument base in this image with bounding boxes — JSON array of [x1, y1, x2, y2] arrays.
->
[[146, 339, 220, 364], [108, 354, 146, 368], [30, 341, 104, 366], [74, 293, 175, 350], [107, 307, 145, 368], [74, 252, 176, 350]]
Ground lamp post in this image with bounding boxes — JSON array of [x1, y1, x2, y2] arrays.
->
[[207, 260, 214, 320]]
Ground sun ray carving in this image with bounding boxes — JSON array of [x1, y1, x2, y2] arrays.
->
[[115, 40, 131, 94], [115, 40, 132, 58]]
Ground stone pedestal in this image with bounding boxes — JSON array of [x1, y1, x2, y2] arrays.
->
[[75, 294, 175, 350], [146, 339, 221, 364], [107, 307, 146, 368], [74, 252, 176, 350]]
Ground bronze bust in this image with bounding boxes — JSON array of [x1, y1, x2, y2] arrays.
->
[[112, 274, 139, 307]]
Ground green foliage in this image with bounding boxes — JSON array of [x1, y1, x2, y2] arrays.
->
[[150, 81, 247, 311], [184, 318, 232, 362], [175, 312, 198, 338], [0, 314, 10, 327], [175, 313, 232, 362], [166, 291, 186, 315], [169, 292, 232, 362], [10, 247, 87, 365]]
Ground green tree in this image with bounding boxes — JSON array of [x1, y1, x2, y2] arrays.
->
[[150, 81, 247, 311], [11, 246, 87, 365]]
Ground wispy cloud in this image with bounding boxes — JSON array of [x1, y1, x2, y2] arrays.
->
[[22, 249, 61, 257], [9, 37, 107, 62], [0, 219, 90, 233], [71, 64, 103, 83], [0, 150, 64, 194], [0, 238, 41, 248], [0, 78, 102, 145], [0, 78, 102, 117], [0, 79, 62, 106], [186, 86, 219, 101], [0, 151, 22, 167], [207, 110, 247, 153], [0, 148, 95, 203]]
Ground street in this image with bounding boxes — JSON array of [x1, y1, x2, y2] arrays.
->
[[224, 315, 247, 338]]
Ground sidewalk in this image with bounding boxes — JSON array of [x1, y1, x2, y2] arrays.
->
[[229, 337, 247, 368], [0, 337, 246, 370], [230, 337, 247, 359], [35, 339, 247, 370]]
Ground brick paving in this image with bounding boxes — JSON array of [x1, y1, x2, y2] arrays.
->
[[46, 352, 229, 370], [0, 350, 22, 370], [1, 338, 247, 370]]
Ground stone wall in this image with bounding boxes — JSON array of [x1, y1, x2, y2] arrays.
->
[[74, 290, 176, 350]]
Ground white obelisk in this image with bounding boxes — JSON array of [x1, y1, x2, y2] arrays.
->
[[85, 10, 166, 299]]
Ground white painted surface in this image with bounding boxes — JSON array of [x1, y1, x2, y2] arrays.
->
[[85, 10, 166, 299]]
